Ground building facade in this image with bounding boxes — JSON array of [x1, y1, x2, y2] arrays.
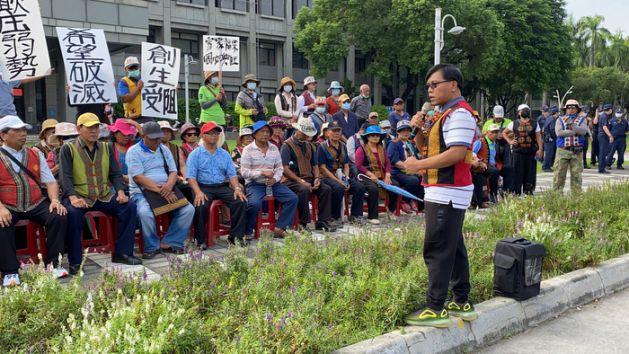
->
[[21, 0, 406, 127]]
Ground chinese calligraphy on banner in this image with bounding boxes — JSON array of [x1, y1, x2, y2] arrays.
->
[[141, 42, 180, 120], [0, 0, 51, 80], [202, 35, 239, 72], [56, 27, 117, 105]]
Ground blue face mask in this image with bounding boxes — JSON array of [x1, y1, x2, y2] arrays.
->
[[316, 106, 326, 114], [341, 102, 351, 110], [247, 82, 257, 90], [128, 69, 140, 78], [210, 77, 220, 85], [331, 89, 340, 96], [283, 85, 292, 93]]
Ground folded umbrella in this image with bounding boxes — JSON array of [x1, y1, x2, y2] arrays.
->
[[358, 174, 423, 202]]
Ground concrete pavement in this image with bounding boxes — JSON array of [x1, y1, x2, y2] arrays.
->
[[479, 287, 629, 354]]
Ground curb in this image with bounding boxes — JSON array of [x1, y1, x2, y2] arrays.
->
[[334, 253, 629, 354]]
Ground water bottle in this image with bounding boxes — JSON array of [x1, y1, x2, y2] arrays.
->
[[266, 184, 273, 197]]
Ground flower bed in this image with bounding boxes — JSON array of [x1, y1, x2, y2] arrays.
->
[[1, 183, 627, 353]]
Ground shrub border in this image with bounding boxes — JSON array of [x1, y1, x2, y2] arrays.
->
[[334, 253, 629, 353]]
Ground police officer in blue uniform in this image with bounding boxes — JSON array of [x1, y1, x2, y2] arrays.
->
[[580, 105, 591, 168], [605, 108, 628, 169], [541, 105, 559, 172], [597, 103, 614, 174]]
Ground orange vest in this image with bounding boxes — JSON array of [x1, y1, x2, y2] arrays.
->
[[0, 148, 45, 212]]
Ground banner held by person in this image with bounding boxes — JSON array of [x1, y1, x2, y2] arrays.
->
[[56, 27, 117, 105], [140, 42, 180, 120], [202, 35, 239, 72], [0, 0, 51, 80]]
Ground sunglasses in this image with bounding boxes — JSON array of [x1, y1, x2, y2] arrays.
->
[[566, 105, 578, 109], [184, 132, 199, 137], [424, 80, 452, 90]]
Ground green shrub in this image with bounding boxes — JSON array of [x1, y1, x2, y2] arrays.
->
[[1, 182, 627, 352]]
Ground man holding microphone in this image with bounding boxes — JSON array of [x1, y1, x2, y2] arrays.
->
[[403, 64, 478, 327]]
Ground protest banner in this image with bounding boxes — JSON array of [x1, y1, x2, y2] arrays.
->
[[56, 27, 117, 105], [141, 42, 180, 120]]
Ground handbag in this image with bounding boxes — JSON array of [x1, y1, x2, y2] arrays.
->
[[0, 147, 47, 194], [141, 146, 189, 216]]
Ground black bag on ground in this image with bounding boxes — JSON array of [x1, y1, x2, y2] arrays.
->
[[493, 237, 546, 301]]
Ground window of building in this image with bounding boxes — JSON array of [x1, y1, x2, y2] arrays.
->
[[215, 0, 248, 11], [178, 0, 208, 5], [257, 0, 284, 17], [172, 32, 200, 58], [258, 41, 276, 66], [356, 57, 367, 72], [292, 0, 312, 19], [293, 47, 308, 69]]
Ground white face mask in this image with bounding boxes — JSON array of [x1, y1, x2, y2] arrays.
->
[[331, 89, 340, 96], [247, 82, 257, 90], [283, 85, 292, 93], [616, 113, 623, 118]]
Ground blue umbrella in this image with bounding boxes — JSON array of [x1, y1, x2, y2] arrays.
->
[[358, 174, 423, 202]]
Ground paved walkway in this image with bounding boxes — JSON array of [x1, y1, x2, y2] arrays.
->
[[479, 287, 629, 354], [47, 157, 627, 286]]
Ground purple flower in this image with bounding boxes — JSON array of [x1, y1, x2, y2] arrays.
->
[[265, 313, 273, 322], [290, 286, 296, 294], [332, 271, 337, 276], [142, 268, 148, 281], [286, 311, 293, 318]]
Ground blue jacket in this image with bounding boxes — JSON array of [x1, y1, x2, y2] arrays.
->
[[332, 110, 359, 139]]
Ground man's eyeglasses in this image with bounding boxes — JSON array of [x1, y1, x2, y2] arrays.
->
[[424, 80, 452, 90]]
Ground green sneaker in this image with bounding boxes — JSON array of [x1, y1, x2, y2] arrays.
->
[[445, 301, 478, 321], [405, 308, 451, 328]]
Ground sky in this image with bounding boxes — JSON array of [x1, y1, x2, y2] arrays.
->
[[564, 0, 629, 35]]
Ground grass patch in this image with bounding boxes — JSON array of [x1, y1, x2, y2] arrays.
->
[[1, 182, 627, 353]]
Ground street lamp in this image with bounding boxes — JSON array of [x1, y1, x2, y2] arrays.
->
[[434, 7, 466, 65], [184, 54, 198, 124]]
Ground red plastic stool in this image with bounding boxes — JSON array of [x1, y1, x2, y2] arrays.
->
[[255, 197, 276, 239], [135, 214, 172, 253], [15, 219, 45, 263], [207, 200, 231, 246], [83, 211, 114, 254]]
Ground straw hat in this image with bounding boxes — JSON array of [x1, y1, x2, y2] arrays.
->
[[39, 118, 58, 139]]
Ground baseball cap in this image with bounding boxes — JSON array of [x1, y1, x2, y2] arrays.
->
[[493, 105, 504, 118], [396, 120, 412, 131], [517, 104, 530, 111], [76, 113, 101, 127], [368, 112, 379, 119], [158, 121, 177, 131], [142, 121, 165, 139], [327, 120, 342, 130], [379, 120, 391, 129], [124, 56, 140, 69], [602, 103, 613, 110], [0, 115, 32, 131], [252, 121, 270, 135], [200, 121, 223, 135], [393, 98, 404, 105], [488, 124, 500, 131]]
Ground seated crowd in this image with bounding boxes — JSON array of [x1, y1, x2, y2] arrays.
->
[[1, 73, 506, 287]]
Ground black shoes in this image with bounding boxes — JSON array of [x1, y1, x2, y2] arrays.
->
[[69, 264, 81, 276], [112, 254, 143, 265], [142, 250, 159, 259], [315, 221, 337, 232]]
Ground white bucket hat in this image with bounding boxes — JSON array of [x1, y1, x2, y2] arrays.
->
[[292, 117, 318, 137], [124, 56, 140, 69], [493, 105, 504, 118], [303, 76, 317, 87]]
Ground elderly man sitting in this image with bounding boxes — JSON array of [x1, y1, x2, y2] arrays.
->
[[0, 116, 68, 286], [187, 122, 248, 248], [126, 122, 195, 258]]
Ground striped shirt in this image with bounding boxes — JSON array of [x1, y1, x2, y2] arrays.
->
[[240, 141, 284, 185], [425, 102, 476, 209]]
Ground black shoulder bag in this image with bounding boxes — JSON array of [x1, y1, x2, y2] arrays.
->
[[140, 146, 189, 216]]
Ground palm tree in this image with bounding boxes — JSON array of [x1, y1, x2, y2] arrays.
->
[[576, 15, 611, 67], [601, 32, 629, 71]]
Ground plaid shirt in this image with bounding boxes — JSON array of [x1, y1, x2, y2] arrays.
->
[[240, 141, 284, 185]]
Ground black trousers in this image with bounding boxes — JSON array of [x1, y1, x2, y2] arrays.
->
[[424, 201, 470, 310], [193, 184, 246, 243], [512, 152, 537, 195], [320, 177, 365, 220], [472, 166, 499, 204], [361, 178, 399, 218], [285, 179, 332, 225], [590, 133, 599, 164], [0, 201, 66, 274]]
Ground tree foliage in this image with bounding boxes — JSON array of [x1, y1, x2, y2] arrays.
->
[[570, 66, 629, 107]]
